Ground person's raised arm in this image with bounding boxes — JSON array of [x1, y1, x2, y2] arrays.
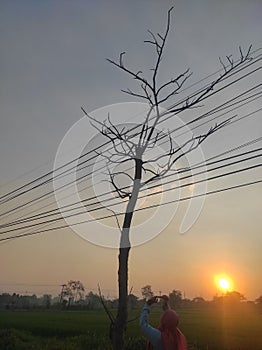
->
[[140, 296, 161, 347]]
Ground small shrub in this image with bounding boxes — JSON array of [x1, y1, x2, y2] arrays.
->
[[125, 336, 146, 350], [0, 328, 37, 350]]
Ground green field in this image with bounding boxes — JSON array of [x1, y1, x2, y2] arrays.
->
[[0, 307, 261, 349]]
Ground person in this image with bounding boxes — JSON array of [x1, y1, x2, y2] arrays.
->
[[140, 295, 187, 350]]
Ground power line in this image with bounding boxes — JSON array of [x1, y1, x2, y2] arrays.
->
[[1, 83, 260, 219], [0, 178, 260, 243], [166, 55, 262, 113], [49, 61, 262, 184], [0, 55, 260, 241], [54, 100, 262, 210], [0, 135, 259, 238], [52, 86, 262, 189], [1, 133, 261, 232], [0, 147, 261, 231], [0, 54, 260, 205], [0, 160, 260, 236]]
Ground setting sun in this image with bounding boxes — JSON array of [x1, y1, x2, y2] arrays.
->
[[218, 278, 230, 291], [214, 274, 233, 293]]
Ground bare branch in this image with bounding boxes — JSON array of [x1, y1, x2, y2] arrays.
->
[[152, 6, 174, 89], [146, 130, 164, 150], [156, 68, 191, 96], [142, 166, 159, 177], [82, 107, 134, 159], [144, 39, 160, 48], [105, 207, 122, 232], [121, 88, 150, 100], [142, 115, 233, 187], [106, 7, 176, 113], [143, 135, 194, 164], [226, 54, 234, 68], [141, 83, 154, 104], [98, 284, 115, 324], [118, 171, 134, 182], [81, 106, 105, 128], [106, 57, 154, 93], [219, 56, 227, 73], [120, 51, 126, 67], [108, 167, 131, 199], [89, 120, 105, 135], [98, 150, 133, 165], [100, 125, 137, 159], [157, 33, 164, 41], [136, 104, 156, 149], [158, 72, 193, 105], [169, 46, 253, 113], [197, 118, 232, 144], [245, 44, 252, 59], [144, 30, 161, 54], [239, 46, 244, 62]]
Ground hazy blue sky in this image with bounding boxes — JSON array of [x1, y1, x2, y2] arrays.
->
[[0, 0, 261, 299]]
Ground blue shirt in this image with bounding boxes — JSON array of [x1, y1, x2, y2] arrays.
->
[[140, 304, 163, 350]]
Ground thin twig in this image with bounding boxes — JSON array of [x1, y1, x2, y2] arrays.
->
[[98, 284, 115, 324]]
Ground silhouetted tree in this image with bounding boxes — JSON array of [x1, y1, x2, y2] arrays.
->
[[192, 296, 206, 306], [169, 289, 183, 309], [128, 294, 139, 309], [83, 7, 252, 349], [141, 285, 154, 300], [85, 291, 101, 310], [60, 280, 85, 306], [42, 294, 51, 309], [67, 280, 85, 302], [255, 295, 262, 305], [224, 291, 246, 304]]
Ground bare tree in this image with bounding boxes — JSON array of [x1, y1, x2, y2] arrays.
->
[[169, 289, 183, 309], [60, 280, 85, 306], [141, 285, 154, 300], [82, 7, 252, 349]]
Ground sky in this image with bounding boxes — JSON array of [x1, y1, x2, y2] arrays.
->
[[0, 0, 261, 300]]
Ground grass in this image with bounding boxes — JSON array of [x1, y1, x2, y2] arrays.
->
[[0, 307, 261, 349]]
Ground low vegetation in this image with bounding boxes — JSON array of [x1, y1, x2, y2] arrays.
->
[[0, 305, 261, 349]]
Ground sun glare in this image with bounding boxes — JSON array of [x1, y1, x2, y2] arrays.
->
[[218, 278, 230, 290], [215, 274, 233, 293]]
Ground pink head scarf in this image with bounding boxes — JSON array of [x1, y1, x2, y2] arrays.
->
[[147, 310, 187, 350]]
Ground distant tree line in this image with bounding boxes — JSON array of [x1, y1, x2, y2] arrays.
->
[[0, 282, 261, 312]]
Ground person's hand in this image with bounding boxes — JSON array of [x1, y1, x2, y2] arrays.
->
[[161, 295, 169, 302], [159, 295, 170, 310], [146, 296, 158, 306]]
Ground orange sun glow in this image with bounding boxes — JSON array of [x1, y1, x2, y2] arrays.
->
[[214, 274, 233, 293]]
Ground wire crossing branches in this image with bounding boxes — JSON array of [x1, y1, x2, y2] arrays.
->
[[90, 12, 255, 213], [80, 9, 258, 348]]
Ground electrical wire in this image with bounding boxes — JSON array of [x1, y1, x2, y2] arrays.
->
[[0, 178, 260, 242], [0, 53, 260, 243], [1, 81, 260, 217], [1, 130, 261, 231], [0, 53, 260, 205], [0, 146, 261, 230], [0, 159, 261, 236]]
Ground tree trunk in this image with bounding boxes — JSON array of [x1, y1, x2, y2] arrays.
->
[[111, 246, 130, 349], [111, 159, 142, 350]]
